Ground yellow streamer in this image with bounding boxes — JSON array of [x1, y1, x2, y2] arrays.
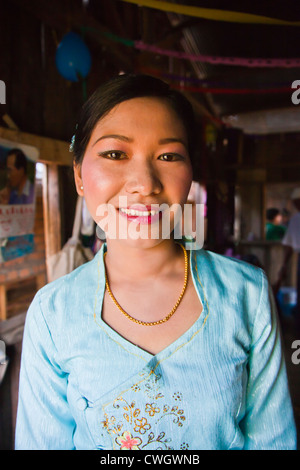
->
[[119, 0, 300, 26]]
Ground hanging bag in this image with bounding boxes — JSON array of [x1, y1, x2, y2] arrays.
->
[[47, 196, 94, 282]]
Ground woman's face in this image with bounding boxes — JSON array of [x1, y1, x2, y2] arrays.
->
[[74, 97, 193, 247]]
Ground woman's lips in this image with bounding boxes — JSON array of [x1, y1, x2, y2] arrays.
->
[[118, 205, 162, 224]]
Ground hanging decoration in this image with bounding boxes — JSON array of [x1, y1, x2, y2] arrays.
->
[[55, 32, 92, 82], [118, 0, 300, 27], [81, 26, 300, 69], [134, 41, 300, 68]]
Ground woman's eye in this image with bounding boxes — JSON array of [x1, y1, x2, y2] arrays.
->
[[99, 151, 127, 160], [158, 153, 183, 162]]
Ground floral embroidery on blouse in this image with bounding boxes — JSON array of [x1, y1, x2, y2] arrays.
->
[[116, 431, 142, 450], [102, 368, 188, 450]]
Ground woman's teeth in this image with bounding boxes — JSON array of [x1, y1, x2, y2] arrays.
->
[[119, 208, 159, 216]]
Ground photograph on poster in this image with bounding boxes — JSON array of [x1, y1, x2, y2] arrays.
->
[[0, 139, 39, 262]]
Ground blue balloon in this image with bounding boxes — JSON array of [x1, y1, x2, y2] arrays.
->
[[55, 32, 91, 82]]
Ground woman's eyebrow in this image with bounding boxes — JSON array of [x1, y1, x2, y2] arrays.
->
[[158, 137, 187, 146], [92, 134, 133, 147], [92, 135, 187, 147]]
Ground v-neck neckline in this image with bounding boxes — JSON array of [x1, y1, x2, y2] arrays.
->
[[93, 244, 210, 363]]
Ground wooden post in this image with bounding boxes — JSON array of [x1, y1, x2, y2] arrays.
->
[[0, 285, 7, 321], [42, 164, 61, 281]]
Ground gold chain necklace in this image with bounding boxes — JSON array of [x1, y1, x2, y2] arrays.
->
[[104, 243, 188, 326]]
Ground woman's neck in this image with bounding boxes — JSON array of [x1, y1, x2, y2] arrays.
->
[[104, 239, 183, 283]]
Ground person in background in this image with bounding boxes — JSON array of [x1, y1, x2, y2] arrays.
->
[[265, 207, 286, 241], [6, 148, 34, 205], [277, 188, 300, 323]]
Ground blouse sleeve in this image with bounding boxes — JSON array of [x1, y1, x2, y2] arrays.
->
[[15, 292, 76, 450], [240, 271, 297, 450]]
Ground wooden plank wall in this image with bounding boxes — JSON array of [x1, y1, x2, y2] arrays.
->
[[0, 176, 46, 449]]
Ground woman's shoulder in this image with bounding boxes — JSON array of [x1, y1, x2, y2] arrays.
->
[[191, 248, 271, 334], [22, 253, 103, 353], [191, 247, 267, 307], [28, 252, 102, 329], [193, 247, 264, 280], [39, 253, 100, 299]]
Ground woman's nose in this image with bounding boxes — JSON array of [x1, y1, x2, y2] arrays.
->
[[124, 161, 162, 196]]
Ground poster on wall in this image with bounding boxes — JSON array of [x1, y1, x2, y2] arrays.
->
[[0, 138, 39, 262]]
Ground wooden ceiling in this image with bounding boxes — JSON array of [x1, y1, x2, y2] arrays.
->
[[2, 0, 300, 139]]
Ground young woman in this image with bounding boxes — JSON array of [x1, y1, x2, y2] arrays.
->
[[15, 74, 296, 450]]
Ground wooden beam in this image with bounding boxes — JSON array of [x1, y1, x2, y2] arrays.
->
[[0, 126, 71, 166]]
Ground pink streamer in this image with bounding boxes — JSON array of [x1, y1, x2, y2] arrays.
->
[[135, 41, 300, 68]]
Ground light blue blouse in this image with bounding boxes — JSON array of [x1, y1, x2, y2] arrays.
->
[[15, 244, 297, 450]]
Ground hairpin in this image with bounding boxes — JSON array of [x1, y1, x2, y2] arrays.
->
[[69, 134, 75, 152]]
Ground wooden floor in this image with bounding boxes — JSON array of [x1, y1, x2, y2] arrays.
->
[[0, 285, 299, 450]]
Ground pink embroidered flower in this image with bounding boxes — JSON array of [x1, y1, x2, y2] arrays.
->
[[117, 431, 142, 450]]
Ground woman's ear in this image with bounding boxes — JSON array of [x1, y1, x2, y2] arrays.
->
[[73, 162, 84, 196]]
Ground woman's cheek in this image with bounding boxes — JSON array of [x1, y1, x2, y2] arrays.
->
[[82, 161, 113, 195], [171, 168, 193, 202], [81, 168, 109, 214]]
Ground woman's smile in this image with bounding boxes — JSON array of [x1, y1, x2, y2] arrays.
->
[[118, 204, 162, 224]]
